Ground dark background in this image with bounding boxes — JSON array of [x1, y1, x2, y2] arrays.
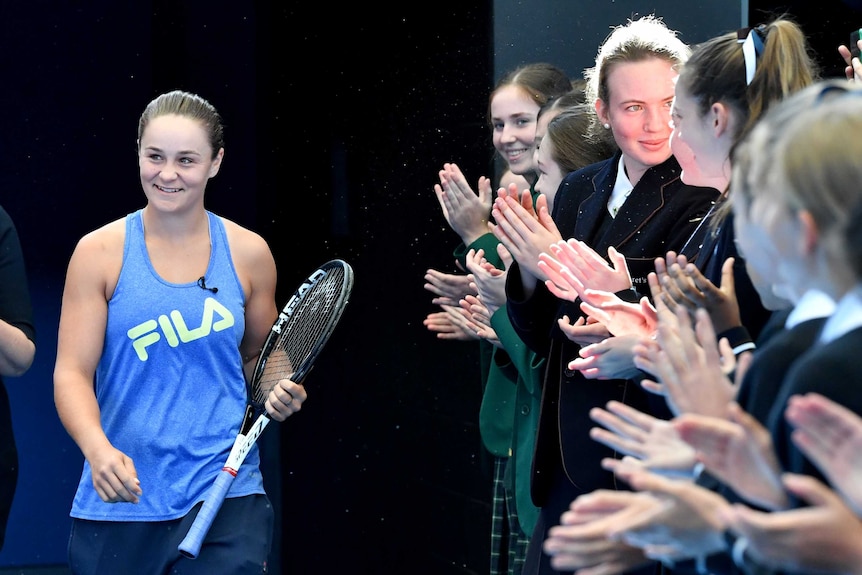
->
[[0, 1, 857, 573]]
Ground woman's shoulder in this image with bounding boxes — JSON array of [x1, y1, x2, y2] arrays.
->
[[215, 214, 274, 267], [215, 214, 268, 245], [75, 217, 127, 253], [66, 217, 127, 287]]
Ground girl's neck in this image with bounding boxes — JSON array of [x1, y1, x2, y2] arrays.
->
[[519, 169, 538, 188]]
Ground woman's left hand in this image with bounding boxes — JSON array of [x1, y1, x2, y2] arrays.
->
[[266, 379, 307, 421]]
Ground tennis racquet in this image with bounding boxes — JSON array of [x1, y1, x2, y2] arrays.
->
[[178, 258, 354, 559]]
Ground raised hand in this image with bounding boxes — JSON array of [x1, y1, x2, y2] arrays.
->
[[633, 307, 736, 417], [540, 240, 633, 300], [673, 402, 787, 510], [579, 289, 657, 339], [589, 400, 697, 477], [569, 335, 646, 380], [423, 268, 477, 306], [838, 41, 862, 82], [786, 392, 862, 516], [543, 489, 657, 575], [433, 162, 493, 246], [490, 187, 562, 287], [723, 473, 862, 574], [654, 254, 742, 335]]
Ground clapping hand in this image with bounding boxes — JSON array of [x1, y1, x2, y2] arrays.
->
[[674, 402, 787, 510], [539, 240, 633, 302], [556, 314, 612, 346], [786, 392, 862, 516], [424, 305, 480, 341], [589, 400, 697, 477], [433, 162, 493, 246], [579, 289, 657, 339], [424, 268, 476, 306], [543, 489, 657, 574], [463, 246, 512, 317], [603, 461, 731, 562], [458, 295, 501, 347], [653, 253, 742, 335], [723, 473, 862, 574], [633, 306, 736, 417], [569, 335, 646, 380], [490, 186, 562, 285]]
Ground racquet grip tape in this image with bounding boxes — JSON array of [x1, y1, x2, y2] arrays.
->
[[178, 471, 235, 559]]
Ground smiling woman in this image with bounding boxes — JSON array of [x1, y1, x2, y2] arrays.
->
[[52, 90, 308, 575]]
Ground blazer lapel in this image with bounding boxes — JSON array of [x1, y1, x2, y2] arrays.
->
[[573, 160, 616, 241], [599, 157, 682, 250]]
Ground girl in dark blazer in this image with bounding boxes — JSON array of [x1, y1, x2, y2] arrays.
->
[[542, 18, 819, 383], [492, 15, 719, 575]]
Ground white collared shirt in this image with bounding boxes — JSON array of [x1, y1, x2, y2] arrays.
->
[[818, 284, 862, 344], [607, 156, 633, 218], [785, 289, 837, 330]]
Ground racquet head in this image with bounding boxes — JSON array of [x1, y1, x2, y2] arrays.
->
[[249, 259, 353, 408]]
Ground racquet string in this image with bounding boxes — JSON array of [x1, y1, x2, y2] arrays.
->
[[252, 269, 347, 404]]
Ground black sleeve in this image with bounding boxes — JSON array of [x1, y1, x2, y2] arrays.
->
[[504, 260, 561, 356], [0, 207, 34, 343]]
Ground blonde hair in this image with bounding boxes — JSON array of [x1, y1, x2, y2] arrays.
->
[[584, 15, 689, 135]]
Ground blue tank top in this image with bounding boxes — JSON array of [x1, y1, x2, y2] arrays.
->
[[71, 209, 265, 521]]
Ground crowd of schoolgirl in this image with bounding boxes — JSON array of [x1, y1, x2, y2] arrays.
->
[[424, 12, 862, 575]]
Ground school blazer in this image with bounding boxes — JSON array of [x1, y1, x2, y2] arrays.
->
[[767, 325, 862, 499], [736, 314, 827, 427], [506, 151, 720, 506]]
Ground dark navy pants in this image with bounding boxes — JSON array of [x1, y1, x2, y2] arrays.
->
[[68, 494, 274, 575]]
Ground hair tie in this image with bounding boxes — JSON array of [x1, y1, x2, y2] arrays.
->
[[737, 25, 766, 86]]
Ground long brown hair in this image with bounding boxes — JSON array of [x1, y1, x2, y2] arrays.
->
[[684, 16, 819, 224]]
